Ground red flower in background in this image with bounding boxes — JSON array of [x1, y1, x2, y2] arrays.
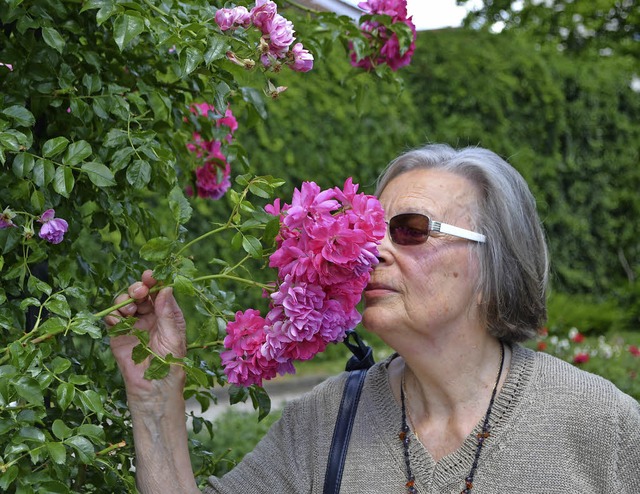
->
[[573, 352, 590, 365], [629, 345, 640, 357]]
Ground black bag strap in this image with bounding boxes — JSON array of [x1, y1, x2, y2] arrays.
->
[[323, 331, 374, 494]]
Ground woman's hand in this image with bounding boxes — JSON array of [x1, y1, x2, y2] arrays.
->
[[105, 270, 200, 493], [105, 269, 187, 403]]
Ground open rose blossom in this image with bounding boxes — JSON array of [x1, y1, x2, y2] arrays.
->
[[350, 0, 417, 71], [221, 179, 385, 386], [215, 1, 314, 73], [38, 209, 69, 244]]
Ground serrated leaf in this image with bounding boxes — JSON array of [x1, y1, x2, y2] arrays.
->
[[168, 186, 192, 224], [82, 161, 116, 187], [2, 105, 35, 127], [144, 356, 170, 380], [46, 293, 71, 318], [113, 13, 145, 51], [204, 34, 228, 64], [248, 182, 273, 198], [14, 376, 43, 406], [62, 140, 92, 166], [27, 274, 52, 296], [139, 236, 174, 261], [179, 46, 203, 77], [241, 235, 262, 258], [53, 166, 75, 198], [52, 418, 73, 440], [172, 274, 194, 296], [42, 137, 70, 158], [42, 27, 66, 54], [131, 342, 150, 364], [126, 159, 151, 188], [38, 316, 67, 335]]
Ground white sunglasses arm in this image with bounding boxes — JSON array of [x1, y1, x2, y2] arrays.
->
[[432, 221, 487, 243]]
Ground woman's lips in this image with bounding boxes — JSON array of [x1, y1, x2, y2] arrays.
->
[[364, 282, 396, 295]]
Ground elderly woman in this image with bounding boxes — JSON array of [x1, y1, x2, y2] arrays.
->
[[107, 144, 639, 493]]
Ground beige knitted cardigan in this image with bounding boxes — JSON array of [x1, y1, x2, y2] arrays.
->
[[204, 344, 640, 493]]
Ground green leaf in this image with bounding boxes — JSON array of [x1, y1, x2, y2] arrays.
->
[[126, 159, 151, 188], [45, 293, 71, 319], [113, 13, 145, 51], [16, 425, 46, 443], [38, 317, 67, 336], [62, 140, 92, 166], [77, 424, 105, 443], [2, 105, 35, 127], [0, 131, 22, 152], [78, 389, 105, 417], [19, 297, 41, 310], [144, 356, 170, 380], [27, 274, 52, 296], [11, 152, 34, 177], [53, 166, 75, 198], [131, 342, 150, 364], [14, 376, 43, 406], [179, 46, 203, 77], [168, 186, 192, 224], [51, 356, 72, 374], [56, 382, 75, 410], [69, 313, 102, 339], [204, 34, 228, 64], [30, 189, 45, 210], [52, 418, 73, 440], [42, 137, 70, 158], [139, 236, 174, 262], [42, 27, 66, 54], [172, 274, 194, 296], [47, 441, 67, 464], [0, 465, 18, 490], [82, 73, 102, 94], [82, 161, 116, 187], [65, 435, 95, 463], [249, 385, 272, 421], [241, 235, 263, 258], [249, 181, 274, 199]]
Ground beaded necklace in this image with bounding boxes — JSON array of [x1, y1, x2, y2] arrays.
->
[[399, 341, 505, 494]]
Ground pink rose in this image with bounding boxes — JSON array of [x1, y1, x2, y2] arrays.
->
[[290, 43, 313, 72]]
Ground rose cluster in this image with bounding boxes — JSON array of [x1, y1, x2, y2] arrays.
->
[[221, 179, 385, 387], [215, 0, 314, 74], [350, 0, 417, 71], [1, 207, 69, 244], [185, 102, 238, 200]]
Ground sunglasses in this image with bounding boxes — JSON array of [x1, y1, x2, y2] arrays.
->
[[387, 213, 487, 246]]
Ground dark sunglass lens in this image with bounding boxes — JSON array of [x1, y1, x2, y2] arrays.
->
[[389, 214, 430, 245]]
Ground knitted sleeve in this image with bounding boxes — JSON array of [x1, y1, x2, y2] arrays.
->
[[614, 393, 640, 493], [202, 373, 348, 494]]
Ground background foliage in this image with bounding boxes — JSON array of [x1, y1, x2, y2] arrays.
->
[[0, 0, 638, 491]]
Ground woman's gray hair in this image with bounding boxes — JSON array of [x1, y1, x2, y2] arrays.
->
[[376, 144, 548, 343]]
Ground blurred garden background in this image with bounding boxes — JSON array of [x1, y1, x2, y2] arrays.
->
[[0, 0, 638, 491]]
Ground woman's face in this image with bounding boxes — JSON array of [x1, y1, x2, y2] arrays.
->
[[362, 168, 484, 345]]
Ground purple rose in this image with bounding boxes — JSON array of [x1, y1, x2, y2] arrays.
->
[[38, 209, 69, 244]]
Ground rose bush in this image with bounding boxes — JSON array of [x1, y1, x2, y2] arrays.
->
[[0, 0, 412, 490]]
